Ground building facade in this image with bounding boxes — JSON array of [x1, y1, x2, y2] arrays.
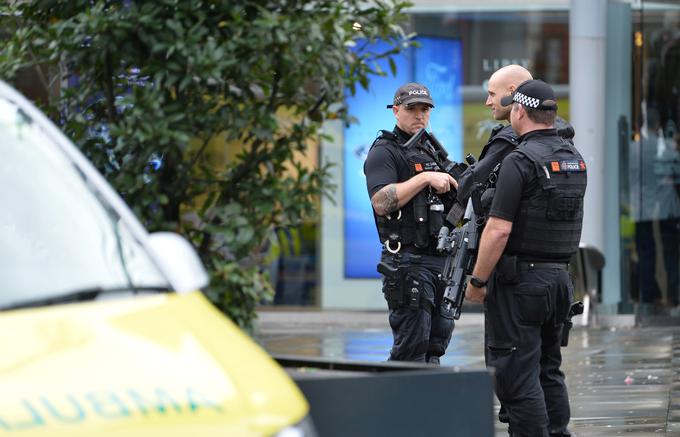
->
[[288, 0, 680, 316]]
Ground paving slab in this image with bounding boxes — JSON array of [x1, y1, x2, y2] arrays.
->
[[255, 310, 680, 436]]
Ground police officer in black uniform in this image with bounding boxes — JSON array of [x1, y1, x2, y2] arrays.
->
[[465, 80, 587, 437], [363, 83, 458, 363]]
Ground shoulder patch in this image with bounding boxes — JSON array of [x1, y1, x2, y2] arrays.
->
[[548, 160, 586, 173]]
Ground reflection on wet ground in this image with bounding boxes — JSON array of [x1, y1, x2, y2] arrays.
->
[[255, 311, 680, 436]]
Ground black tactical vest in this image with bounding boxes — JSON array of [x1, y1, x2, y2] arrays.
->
[[505, 132, 587, 261], [480, 124, 519, 160], [370, 129, 451, 253]]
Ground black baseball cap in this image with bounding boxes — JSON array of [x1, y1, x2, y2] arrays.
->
[[500, 79, 558, 110], [386, 82, 435, 109]]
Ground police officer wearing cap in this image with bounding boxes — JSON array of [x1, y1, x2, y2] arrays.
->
[[465, 79, 587, 437], [363, 82, 458, 363]]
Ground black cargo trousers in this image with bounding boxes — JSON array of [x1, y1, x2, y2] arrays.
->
[[485, 262, 574, 437], [381, 252, 455, 363]]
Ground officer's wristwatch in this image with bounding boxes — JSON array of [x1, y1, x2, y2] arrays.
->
[[469, 276, 488, 288]]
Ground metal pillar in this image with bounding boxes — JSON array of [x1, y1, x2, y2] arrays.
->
[[570, 0, 607, 253], [605, 1, 632, 311]]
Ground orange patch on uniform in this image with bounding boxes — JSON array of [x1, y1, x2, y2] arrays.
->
[[551, 161, 560, 172], [414, 163, 423, 172]]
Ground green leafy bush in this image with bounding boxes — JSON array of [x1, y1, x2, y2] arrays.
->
[[0, 0, 413, 329]]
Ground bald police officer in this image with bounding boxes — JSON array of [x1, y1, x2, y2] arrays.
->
[[457, 65, 575, 206]]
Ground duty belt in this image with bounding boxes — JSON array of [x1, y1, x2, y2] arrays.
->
[[519, 261, 569, 271]]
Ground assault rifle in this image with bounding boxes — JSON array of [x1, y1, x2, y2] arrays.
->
[[436, 157, 487, 319], [403, 128, 470, 225]]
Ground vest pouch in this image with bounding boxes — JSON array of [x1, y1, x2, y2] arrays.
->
[[546, 190, 583, 221], [428, 202, 444, 237], [413, 193, 429, 248]]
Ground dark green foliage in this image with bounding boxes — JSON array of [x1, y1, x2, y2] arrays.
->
[[0, 0, 413, 330]]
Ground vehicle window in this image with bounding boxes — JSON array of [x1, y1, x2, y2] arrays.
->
[[0, 96, 168, 307]]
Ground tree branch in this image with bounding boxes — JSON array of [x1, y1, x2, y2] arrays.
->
[[187, 138, 211, 170]]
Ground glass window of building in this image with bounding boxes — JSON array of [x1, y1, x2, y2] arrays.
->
[[626, 1, 680, 313]]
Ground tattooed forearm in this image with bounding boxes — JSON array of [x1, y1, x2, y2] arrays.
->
[[371, 184, 399, 216]]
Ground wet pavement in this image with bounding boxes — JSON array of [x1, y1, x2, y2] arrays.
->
[[255, 310, 680, 436]]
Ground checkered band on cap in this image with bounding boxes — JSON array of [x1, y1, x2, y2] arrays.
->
[[513, 92, 540, 109]]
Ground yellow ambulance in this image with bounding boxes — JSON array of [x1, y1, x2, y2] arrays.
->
[[0, 80, 314, 436]]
